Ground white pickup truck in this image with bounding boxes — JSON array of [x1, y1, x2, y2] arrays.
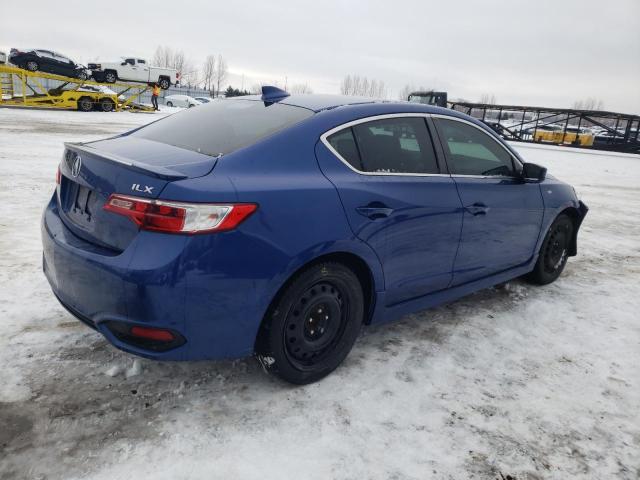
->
[[88, 57, 177, 89]]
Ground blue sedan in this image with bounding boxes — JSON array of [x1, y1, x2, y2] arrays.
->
[[42, 86, 587, 384]]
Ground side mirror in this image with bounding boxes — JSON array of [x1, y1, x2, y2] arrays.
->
[[522, 163, 547, 182]]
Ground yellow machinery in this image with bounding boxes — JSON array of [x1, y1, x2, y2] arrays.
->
[[0, 64, 154, 112], [534, 128, 594, 146]]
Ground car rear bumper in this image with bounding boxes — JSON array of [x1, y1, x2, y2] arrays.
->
[[42, 195, 266, 361]]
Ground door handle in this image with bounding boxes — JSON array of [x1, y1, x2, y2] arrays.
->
[[464, 203, 489, 216], [356, 205, 394, 220]]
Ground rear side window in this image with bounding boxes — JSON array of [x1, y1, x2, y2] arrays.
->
[[435, 118, 516, 176], [132, 99, 313, 156], [327, 117, 439, 174]]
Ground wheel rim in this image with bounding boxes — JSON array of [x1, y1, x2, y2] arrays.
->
[[160, 79, 169, 89], [79, 99, 92, 111], [101, 100, 113, 112], [283, 282, 348, 367], [544, 224, 569, 273], [26, 61, 38, 71], [106, 73, 115, 82]]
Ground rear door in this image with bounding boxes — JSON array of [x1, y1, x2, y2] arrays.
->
[[317, 115, 463, 306], [432, 116, 544, 285]]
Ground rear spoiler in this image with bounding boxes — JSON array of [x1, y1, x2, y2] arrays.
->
[[65, 142, 189, 180]]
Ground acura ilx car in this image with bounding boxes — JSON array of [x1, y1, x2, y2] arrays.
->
[[42, 86, 587, 384]]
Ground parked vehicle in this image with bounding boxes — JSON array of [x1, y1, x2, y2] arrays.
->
[[0, 50, 6, 64], [9, 48, 88, 79], [164, 95, 201, 108], [88, 57, 177, 89], [42, 87, 588, 384], [194, 96, 212, 103]]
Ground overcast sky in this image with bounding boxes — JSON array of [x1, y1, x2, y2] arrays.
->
[[3, 0, 639, 112]]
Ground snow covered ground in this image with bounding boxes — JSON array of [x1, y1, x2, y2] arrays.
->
[[0, 108, 638, 480]]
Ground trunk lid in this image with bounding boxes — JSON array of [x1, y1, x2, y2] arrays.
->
[[57, 138, 218, 251]]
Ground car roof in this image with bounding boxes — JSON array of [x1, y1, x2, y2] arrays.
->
[[233, 93, 459, 115]]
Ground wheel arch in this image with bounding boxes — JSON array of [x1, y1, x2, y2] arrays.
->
[[254, 250, 378, 353], [557, 206, 584, 256]]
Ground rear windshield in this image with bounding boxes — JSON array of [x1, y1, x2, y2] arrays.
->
[[131, 99, 313, 156]]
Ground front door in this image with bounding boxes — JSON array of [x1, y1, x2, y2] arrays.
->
[[433, 116, 544, 285], [317, 115, 463, 305]]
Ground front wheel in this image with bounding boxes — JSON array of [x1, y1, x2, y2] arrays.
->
[[77, 71, 88, 81], [525, 214, 574, 285], [166, 101, 173, 107], [256, 262, 364, 385], [25, 60, 39, 72]]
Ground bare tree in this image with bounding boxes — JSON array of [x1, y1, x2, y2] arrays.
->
[[479, 93, 497, 105], [572, 97, 604, 111], [202, 55, 216, 91], [341, 74, 386, 98], [290, 83, 314, 94], [213, 54, 228, 96]]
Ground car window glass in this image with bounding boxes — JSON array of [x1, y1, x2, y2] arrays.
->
[[132, 99, 313, 156], [125, 58, 134, 65], [350, 117, 439, 174], [327, 128, 362, 170], [436, 118, 515, 176], [138, 59, 146, 64]]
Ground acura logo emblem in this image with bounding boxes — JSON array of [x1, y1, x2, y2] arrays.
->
[[71, 155, 82, 178]]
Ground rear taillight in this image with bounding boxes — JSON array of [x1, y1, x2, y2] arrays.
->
[[56, 166, 61, 185], [130, 326, 175, 342], [103, 194, 257, 234]]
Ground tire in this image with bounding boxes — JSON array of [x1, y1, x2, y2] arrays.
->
[[25, 60, 39, 72], [256, 262, 364, 385], [104, 71, 117, 83], [77, 71, 88, 81], [525, 214, 574, 285], [77, 96, 93, 112], [99, 98, 115, 112], [166, 101, 173, 107], [158, 78, 170, 89]]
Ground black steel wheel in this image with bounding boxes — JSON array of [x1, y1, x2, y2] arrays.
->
[[525, 214, 574, 285], [100, 98, 115, 112], [77, 96, 93, 112], [26, 60, 39, 72], [256, 262, 364, 384]]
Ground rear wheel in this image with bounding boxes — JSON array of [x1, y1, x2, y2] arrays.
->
[[77, 96, 93, 112], [99, 98, 115, 112], [104, 71, 117, 83], [25, 60, 39, 72], [77, 70, 88, 81], [158, 78, 170, 89], [166, 101, 173, 107], [256, 262, 364, 385], [525, 214, 574, 285]]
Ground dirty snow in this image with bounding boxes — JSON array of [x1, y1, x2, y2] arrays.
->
[[0, 107, 639, 480]]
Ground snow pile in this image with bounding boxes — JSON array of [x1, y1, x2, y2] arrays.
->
[[0, 108, 638, 480]]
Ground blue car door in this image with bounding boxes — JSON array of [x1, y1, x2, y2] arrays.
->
[[432, 116, 544, 286], [316, 115, 463, 306]]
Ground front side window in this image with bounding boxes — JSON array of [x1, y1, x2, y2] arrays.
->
[[327, 117, 439, 174], [435, 118, 516, 176], [132, 99, 313, 156], [125, 58, 135, 65]]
